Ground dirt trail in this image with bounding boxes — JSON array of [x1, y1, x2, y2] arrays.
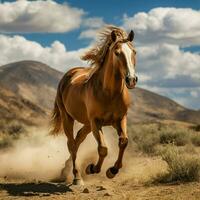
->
[[1, 177, 200, 200]]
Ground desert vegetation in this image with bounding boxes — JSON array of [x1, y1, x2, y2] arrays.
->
[[129, 123, 200, 153], [191, 133, 200, 147], [128, 122, 200, 182], [160, 145, 200, 182]]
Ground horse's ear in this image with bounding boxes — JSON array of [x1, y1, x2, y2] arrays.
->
[[111, 31, 117, 42], [127, 30, 134, 42]]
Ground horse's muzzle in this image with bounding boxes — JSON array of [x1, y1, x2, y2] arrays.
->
[[125, 76, 138, 89]]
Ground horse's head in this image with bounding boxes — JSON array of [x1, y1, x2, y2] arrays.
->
[[109, 30, 138, 89]]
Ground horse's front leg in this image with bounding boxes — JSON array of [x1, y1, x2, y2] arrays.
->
[[86, 120, 108, 174], [106, 116, 128, 178]]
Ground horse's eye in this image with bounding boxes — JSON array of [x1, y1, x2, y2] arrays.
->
[[115, 50, 120, 56]]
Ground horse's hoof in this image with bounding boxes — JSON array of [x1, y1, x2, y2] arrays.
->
[[73, 178, 84, 186], [86, 164, 95, 174], [106, 167, 119, 179]]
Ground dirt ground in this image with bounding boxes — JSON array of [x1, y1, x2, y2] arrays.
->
[[1, 177, 200, 200], [1, 155, 200, 200]]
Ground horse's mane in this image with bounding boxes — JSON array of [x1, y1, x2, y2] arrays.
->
[[81, 26, 128, 66], [81, 26, 128, 80]]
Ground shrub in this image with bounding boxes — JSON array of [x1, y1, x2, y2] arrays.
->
[[137, 135, 159, 154], [156, 146, 200, 183], [159, 129, 189, 146], [129, 124, 160, 155], [190, 124, 200, 132], [191, 134, 200, 146]]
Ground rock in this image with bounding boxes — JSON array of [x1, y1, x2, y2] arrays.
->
[[82, 188, 89, 193], [97, 186, 106, 191], [104, 192, 111, 196]]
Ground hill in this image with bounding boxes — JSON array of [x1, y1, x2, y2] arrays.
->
[[0, 60, 62, 133], [129, 88, 200, 124]]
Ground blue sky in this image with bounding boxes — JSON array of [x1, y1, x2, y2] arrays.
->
[[0, 0, 199, 110]]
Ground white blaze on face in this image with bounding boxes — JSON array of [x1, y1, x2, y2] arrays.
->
[[121, 43, 135, 77]]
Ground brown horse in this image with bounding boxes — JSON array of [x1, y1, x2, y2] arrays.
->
[[50, 26, 137, 185]]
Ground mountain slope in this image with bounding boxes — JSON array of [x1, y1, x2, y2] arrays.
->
[[129, 88, 200, 124], [0, 60, 63, 110], [0, 60, 62, 131], [0, 60, 199, 132]]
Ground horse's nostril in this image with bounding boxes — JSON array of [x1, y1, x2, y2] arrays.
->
[[125, 77, 129, 84], [135, 76, 138, 82]]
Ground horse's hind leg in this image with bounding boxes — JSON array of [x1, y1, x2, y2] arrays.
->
[[75, 125, 91, 150], [62, 113, 81, 185], [62, 123, 91, 185], [106, 116, 128, 178], [86, 120, 108, 174]]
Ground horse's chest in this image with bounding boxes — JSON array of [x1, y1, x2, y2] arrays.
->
[[101, 112, 120, 124], [87, 88, 130, 124], [98, 99, 128, 123]]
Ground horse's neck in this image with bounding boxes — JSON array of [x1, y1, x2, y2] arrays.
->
[[98, 58, 125, 96], [88, 60, 130, 106]]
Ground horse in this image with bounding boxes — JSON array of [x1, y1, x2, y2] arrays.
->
[[50, 26, 137, 185]]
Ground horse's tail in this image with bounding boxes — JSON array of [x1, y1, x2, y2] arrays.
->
[[50, 72, 74, 135], [50, 98, 62, 135], [50, 79, 65, 135]]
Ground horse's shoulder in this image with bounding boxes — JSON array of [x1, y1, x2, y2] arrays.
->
[[67, 66, 93, 84]]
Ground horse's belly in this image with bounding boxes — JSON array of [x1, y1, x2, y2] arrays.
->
[[64, 86, 89, 124]]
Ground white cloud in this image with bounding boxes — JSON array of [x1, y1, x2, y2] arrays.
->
[[137, 73, 152, 82], [79, 29, 98, 40], [79, 17, 105, 40], [82, 17, 105, 29], [123, 7, 200, 47], [135, 43, 200, 109], [190, 91, 198, 98], [137, 43, 200, 80], [0, 0, 84, 33], [0, 34, 87, 71]]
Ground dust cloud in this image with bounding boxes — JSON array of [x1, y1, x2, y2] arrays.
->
[[0, 125, 120, 182], [0, 127, 67, 181]]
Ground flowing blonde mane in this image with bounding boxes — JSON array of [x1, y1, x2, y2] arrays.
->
[[81, 26, 128, 66], [81, 26, 129, 80]]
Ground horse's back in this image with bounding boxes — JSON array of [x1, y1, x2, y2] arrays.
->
[[58, 67, 90, 92]]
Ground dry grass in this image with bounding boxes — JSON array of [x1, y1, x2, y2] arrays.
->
[[159, 129, 189, 146], [153, 145, 200, 183], [129, 124, 160, 154], [191, 134, 200, 146], [129, 123, 200, 155], [190, 124, 200, 132]]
